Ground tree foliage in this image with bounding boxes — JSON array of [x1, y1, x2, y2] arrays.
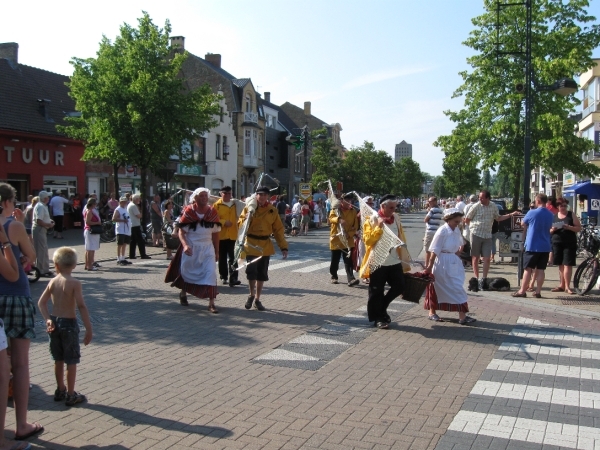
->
[[309, 129, 342, 189], [435, 0, 600, 206], [59, 12, 221, 212], [338, 142, 394, 194], [391, 157, 427, 198]]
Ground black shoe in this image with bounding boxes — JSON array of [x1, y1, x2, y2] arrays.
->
[[376, 321, 389, 329], [54, 388, 67, 401], [348, 279, 359, 287], [384, 314, 392, 324], [222, 279, 229, 285], [127, 256, 137, 260], [65, 391, 86, 407], [140, 255, 152, 259], [116, 260, 124, 266], [254, 300, 265, 311], [245, 296, 254, 309], [93, 262, 101, 268], [123, 260, 133, 265], [179, 291, 188, 306], [233, 280, 241, 286]]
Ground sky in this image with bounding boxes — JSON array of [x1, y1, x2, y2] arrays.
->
[[3, 0, 592, 176]]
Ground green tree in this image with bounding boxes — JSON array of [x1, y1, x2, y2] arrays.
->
[[482, 169, 491, 190], [431, 176, 449, 199], [59, 12, 220, 220], [392, 158, 426, 198], [309, 129, 342, 189], [338, 142, 393, 194], [441, 145, 481, 196], [435, 0, 600, 206]]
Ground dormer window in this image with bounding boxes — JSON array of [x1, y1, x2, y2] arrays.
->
[[245, 94, 252, 112]]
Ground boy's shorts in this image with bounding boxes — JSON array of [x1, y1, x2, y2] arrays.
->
[[245, 255, 270, 282], [49, 316, 81, 365], [117, 234, 131, 245], [0, 319, 8, 352]]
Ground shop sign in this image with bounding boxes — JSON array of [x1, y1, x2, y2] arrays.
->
[[4, 146, 65, 166], [563, 172, 575, 187], [299, 183, 312, 199], [121, 183, 132, 191], [177, 164, 202, 176]]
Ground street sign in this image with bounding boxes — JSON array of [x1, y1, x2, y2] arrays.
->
[[299, 183, 312, 199], [591, 199, 600, 211], [511, 214, 525, 231]]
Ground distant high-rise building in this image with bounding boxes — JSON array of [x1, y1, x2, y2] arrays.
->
[[394, 140, 412, 161]]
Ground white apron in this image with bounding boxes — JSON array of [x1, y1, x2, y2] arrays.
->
[[180, 222, 219, 286], [430, 223, 468, 305]]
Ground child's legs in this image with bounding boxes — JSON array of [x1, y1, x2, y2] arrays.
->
[[54, 361, 65, 391], [66, 364, 77, 395]]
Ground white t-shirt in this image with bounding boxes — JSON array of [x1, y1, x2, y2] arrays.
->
[[32, 202, 51, 228], [114, 206, 131, 236], [127, 202, 141, 227], [49, 196, 69, 216], [456, 201, 466, 213]]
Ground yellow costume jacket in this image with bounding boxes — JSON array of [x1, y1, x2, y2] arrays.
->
[[328, 208, 358, 250], [238, 203, 288, 257], [359, 213, 411, 278], [213, 198, 243, 241]]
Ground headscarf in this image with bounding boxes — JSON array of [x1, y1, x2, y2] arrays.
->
[[177, 188, 219, 229]]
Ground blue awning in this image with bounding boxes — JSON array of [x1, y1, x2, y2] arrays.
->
[[562, 180, 600, 196]]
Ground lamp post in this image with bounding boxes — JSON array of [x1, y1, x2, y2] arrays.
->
[[285, 126, 327, 195], [519, 0, 577, 211]]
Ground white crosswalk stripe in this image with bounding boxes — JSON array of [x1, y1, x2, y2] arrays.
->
[[292, 261, 331, 273], [436, 316, 600, 450]]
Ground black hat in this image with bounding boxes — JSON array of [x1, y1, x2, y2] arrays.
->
[[380, 194, 398, 204], [220, 186, 232, 193], [342, 193, 354, 200], [255, 186, 270, 194]]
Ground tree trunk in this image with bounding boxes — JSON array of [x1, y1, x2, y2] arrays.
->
[[113, 163, 120, 198]]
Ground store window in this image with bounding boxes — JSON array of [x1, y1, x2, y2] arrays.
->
[[43, 176, 77, 198]]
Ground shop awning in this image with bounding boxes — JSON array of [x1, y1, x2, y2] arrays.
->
[[562, 180, 600, 196]]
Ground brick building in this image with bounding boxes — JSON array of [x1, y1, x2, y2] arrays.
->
[[0, 42, 85, 201]]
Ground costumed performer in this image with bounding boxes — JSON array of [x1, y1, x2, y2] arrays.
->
[[238, 186, 288, 311], [360, 194, 410, 329], [165, 188, 220, 313], [329, 193, 359, 286], [423, 208, 475, 324]]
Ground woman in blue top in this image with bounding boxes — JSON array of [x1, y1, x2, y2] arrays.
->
[[0, 183, 44, 441]]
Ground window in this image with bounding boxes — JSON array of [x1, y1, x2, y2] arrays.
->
[[249, 174, 255, 192], [223, 136, 228, 161], [245, 130, 251, 156], [216, 135, 221, 159], [219, 107, 224, 122], [252, 130, 258, 157], [245, 94, 252, 112], [266, 114, 277, 128]]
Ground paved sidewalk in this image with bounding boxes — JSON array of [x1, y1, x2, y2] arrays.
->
[[10, 223, 600, 449]]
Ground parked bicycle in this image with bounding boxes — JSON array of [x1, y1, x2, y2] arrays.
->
[[573, 231, 600, 295], [99, 220, 116, 243], [577, 223, 600, 257]]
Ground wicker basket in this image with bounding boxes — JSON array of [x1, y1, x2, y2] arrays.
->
[[402, 273, 430, 303]]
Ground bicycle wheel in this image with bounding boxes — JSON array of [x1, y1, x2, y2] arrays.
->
[[27, 266, 40, 284], [574, 257, 599, 295], [100, 221, 116, 243]]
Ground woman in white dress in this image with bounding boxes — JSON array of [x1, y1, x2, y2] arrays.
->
[[164, 188, 221, 313], [424, 208, 475, 324]]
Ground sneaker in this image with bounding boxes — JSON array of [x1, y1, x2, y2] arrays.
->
[[245, 296, 254, 310], [65, 391, 86, 407], [123, 260, 133, 265], [478, 278, 484, 291], [54, 388, 67, 401], [348, 279, 359, 287], [331, 279, 339, 284], [93, 262, 101, 268], [117, 260, 125, 266], [254, 300, 265, 311]]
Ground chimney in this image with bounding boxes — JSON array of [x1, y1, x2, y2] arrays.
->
[[205, 53, 222, 68], [170, 36, 185, 53], [0, 42, 18, 66], [304, 101, 311, 116], [264, 92, 271, 103]]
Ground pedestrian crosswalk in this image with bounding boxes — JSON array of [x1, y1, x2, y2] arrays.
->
[[435, 316, 600, 450]]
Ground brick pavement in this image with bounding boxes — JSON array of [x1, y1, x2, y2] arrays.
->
[[9, 217, 600, 449]]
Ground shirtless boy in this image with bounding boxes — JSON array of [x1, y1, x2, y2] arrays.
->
[[38, 247, 93, 407]]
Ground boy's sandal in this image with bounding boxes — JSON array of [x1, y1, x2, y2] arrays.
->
[[511, 292, 527, 298]]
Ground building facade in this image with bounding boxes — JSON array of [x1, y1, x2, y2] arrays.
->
[[394, 140, 412, 161], [0, 42, 86, 201]]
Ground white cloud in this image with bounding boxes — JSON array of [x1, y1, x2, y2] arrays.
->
[[342, 66, 434, 90]]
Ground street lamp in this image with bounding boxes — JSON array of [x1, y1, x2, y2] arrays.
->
[[285, 125, 327, 185], [520, 1, 577, 210]]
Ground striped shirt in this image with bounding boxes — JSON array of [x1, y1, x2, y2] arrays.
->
[[425, 207, 444, 234]]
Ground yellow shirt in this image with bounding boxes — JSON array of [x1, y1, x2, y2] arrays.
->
[[238, 203, 288, 257], [360, 213, 411, 278], [328, 208, 358, 250], [214, 198, 240, 241]]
